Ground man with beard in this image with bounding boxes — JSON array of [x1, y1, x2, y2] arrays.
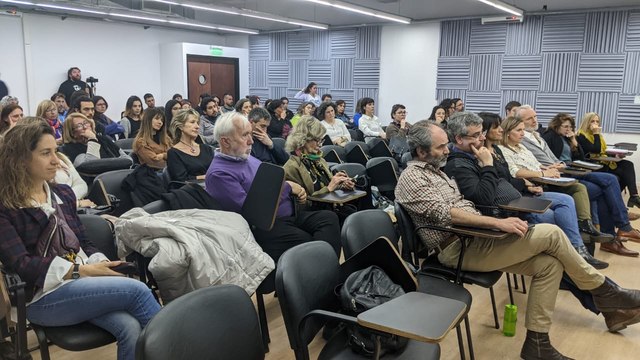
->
[[57, 67, 88, 103], [51, 92, 69, 123], [221, 93, 235, 113]]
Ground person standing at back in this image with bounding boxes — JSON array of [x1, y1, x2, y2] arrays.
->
[[57, 67, 88, 104]]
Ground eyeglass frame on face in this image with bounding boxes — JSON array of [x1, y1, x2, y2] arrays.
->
[[73, 121, 91, 130], [307, 136, 324, 143], [462, 130, 487, 139], [396, 110, 408, 115]]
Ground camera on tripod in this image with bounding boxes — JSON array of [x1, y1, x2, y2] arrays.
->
[[86, 76, 99, 84]]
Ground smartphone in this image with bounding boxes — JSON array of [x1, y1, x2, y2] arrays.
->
[[111, 262, 138, 276]]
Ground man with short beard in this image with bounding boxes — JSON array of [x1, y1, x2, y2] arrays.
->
[[57, 67, 88, 103], [51, 92, 69, 123], [221, 93, 235, 113]]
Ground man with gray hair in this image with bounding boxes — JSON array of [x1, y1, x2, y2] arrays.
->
[[395, 120, 640, 360], [205, 112, 340, 263], [248, 107, 289, 165]]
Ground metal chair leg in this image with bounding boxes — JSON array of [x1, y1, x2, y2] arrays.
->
[[464, 315, 475, 360], [455, 324, 466, 360], [33, 326, 51, 360], [256, 293, 270, 353], [521, 275, 527, 294], [512, 273, 519, 290], [489, 286, 499, 329], [506, 274, 514, 305]]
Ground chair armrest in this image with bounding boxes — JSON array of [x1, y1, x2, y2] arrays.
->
[[2, 271, 30, 359]]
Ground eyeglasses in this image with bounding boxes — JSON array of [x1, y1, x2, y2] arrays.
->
[[73, 121, 91, 130], [396, 111, 407, 115], [463, 131, 486, 139], [308, 137, 323, 143]]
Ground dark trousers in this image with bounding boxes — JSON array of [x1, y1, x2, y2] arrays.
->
[[252, 209, 341, 264], [602, 159, 638, 195]]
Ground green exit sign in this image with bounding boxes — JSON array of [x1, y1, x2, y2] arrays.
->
[[210, 47, 223, 56]]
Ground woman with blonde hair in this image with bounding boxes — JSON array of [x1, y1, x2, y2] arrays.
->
[[577, 112, 640, 208], [60, 113, 131, 166], [36, 99, 63, 142], [0, 119, 160, 360], [167, 109, 214, 182], [133, 108, 171, 170]]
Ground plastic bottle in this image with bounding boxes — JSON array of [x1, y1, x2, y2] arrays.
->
[[503, 304, 517, 337]]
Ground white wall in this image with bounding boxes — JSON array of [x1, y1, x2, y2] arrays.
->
[[0, 12, 250, 119], [378, 22, 441, 125]]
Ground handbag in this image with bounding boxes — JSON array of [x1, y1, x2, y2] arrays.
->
[[35, 201, 81, 262]]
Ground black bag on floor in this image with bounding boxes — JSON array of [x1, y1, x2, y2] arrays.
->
[[338, 265, 408, 357]]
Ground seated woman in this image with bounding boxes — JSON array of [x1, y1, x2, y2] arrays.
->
[[357, 97, 386, 143], [36, 100, 63, 143], [428, 105, 447, 127], [167, 109, 214, 183], [290, 101, 315, 127], [266, 99, 293, 139], [93, 96, 124, 141], [385, 104, 411, 140], [133, 108, 171, 170], [0, 103, 23, 136], [294, 82, 321, 107], [119, 96, 143, 139], [164, 99, 182, 127], [61, 113, 132, 167], [283, 115, 354, 200], [0, 119, 160, 360], [198, 97, 219, 145], [577, 112, 640, 208], [317, 102, 350, 147], [234, 98, 252, 117], [335, 100, 353, 128]]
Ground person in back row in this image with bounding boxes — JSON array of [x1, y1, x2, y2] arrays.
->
[[248, 107, 289, 165], [167, 109, 214, 183], [133, 108, 171, 170], [120, 96, 144, 139]]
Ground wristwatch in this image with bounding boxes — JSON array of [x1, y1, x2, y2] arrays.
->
[[71, 264, 80, 279]]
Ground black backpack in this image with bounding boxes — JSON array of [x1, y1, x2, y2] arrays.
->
[[338, 265, 408, 357]]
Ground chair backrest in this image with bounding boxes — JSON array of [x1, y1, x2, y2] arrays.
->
[[136, 284, 264, 360], [366, 157, 399, 194], [394, 202, 421, 266], [115, 138, 134, 151], [242, 162, 285, 231], [322, 135, 333, 146], [142, 199, 171, 214], [400, 152, 413, 168], [276, 241, 342, 359], [321, 145, 346, 163], [331, 162, 366, 179], [78, 214, 118, 261], [94, 169, 134, 216], [341, 209, 399, 258], [272, 137, 286, 150], [368, 138, 393, 158], [348, 129, 364, 142]]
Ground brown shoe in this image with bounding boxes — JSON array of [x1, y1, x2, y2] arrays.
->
[[629, 212, 640, 221], [617, 228, 640, 243], [600, 240, 639, 257], [603, 308, 640, 332]]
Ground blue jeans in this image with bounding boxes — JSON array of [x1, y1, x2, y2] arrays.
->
[[576, 172, 630, 235], [524, 192, 584, 247], [27, 277, 161, 360]]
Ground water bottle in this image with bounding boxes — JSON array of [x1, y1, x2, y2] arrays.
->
[[503, 304, 517, 337]]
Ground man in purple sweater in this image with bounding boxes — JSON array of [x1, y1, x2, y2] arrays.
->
[[205, 112, 341, 262]]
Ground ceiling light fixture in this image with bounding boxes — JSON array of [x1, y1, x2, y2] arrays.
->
[[302, 0, 411, 24], [474, 0, 523, 17], [38, 3, 106, 15], [169, 20, 259, 35]]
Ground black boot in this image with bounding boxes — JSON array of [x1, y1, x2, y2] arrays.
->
[[591, 278, 640, 312], [578, 219, 614, 243], [627, 195, 640, 209], [520, 330, 574, 360], [575, 245, 608, 269]]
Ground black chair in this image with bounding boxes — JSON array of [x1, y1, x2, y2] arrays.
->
[[395, 203, 504, 332], [94, 169, 135, 216], [136, 284, 264, 360], [341, 210, 474, 360], [272, 137, 286, 150], [331, 162, 366, 179], [348, 128, 364, 142], [2, 215, 119, 360], [276, 241, 441, 360], [400, 152, 413, 168], [344, 141, 370, 166], [115, 138, 134, 154], [75, 157, 133, 185], [321, 145, 346, 163], [322, 134, 333, 146], [368, 138, 393, 158], [366, 157, 399, 201]]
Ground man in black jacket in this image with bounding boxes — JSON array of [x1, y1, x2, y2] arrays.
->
[[58, 67, 88, 103], [248, 107, 289, 165]]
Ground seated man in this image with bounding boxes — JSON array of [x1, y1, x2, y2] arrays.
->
[[248, 107, 289, 166], [205, 112, 340, 263], [444, 111, 607, 269], [395, 121, 640, 360]]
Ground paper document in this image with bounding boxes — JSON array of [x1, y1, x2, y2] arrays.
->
[[541, 177, 575, 182]]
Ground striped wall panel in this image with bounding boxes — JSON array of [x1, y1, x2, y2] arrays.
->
[[535, 93, 578, 126], [288, 60, 308, 89], [440, 20, 471, 57], [540, 52, 579, 92], [505, 16, 543, 55], [308, 61, 331, 88], [332, 58, 354, 89], [577, 54, 625, 92], [353, 60, 380, 88], [249, 35, 269, 60], [357, 26, 381, 59], [436, 57, 470, 89], [584, 12, 628, 54], [436, 89, 466, 103], [616, 95, 640, 132], [270, 33, 287, 61], [354, 88, 378, 107], [465, 92, 501, 114], [269, 87, 288, 101], [330, 30, 357, 58], [469, 54, 503, 91], [328, 89, 355, 114], [250, 88, 269, 102], [310, 31, 330, 60], [626, 11, 640, 51], [541, 14, 586, 52], [469, 20, 506, 54], [623, 52, 640, 93], [577, 92, 619, 133], [249, 60, 267, 88], [501, 55, 541, 90], [286, 32, 310, 60], [267, 61, 288, 87], [501, 90, 537, 114]]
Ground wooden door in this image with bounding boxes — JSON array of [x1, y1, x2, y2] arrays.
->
[[187, 55, 239, 107]]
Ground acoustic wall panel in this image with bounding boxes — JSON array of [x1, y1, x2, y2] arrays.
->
[[357, 26, 381, 59], [310, 31, 330, 60], [267, 61, 288, 87], [286, 32, 310, 60], [249, 35, 269, 60], [506, 16, 543, 55], [577, 54, 625, 92], [249, 60, 267, 88], [617, 95, 640, 132], [308, 61, 331, 88], [469, 54, 503, 91], [584, 11, 628, 54], [623, 52, 640, 94], [250, 88, 269, 102], [465, 91, 501, 114], [271, 33, 287, 61], [353, 60, 380, 88], [626, 11, 640, 51], [541, 14, 586, 52], [332, 58, 354, 89], [269, 87, 288, 101], [469, 20, 506, 54], [354, 88, 379, 104], [535, 93, 578, 126], [330, 30, 357, 58], [329, 89, 355, 113], [577, 92, 619, 133], [436, 89, 466, 104], [502, 90, 537, 114], [501, 55, 541, 90], [540, 52, 579, 93], [436, 57, 470, 89], [440, 20, 471, 57], [288, 60, 308, 89]]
